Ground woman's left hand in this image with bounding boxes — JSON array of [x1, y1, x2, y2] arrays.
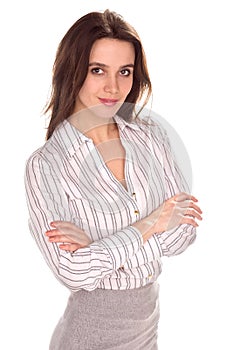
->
[[45, 221, 92, 252]]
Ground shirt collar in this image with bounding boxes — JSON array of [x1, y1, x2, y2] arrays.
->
[[52, 119, 89, 159], [52, 115, 142, 159], [114, 115, 143, 131]]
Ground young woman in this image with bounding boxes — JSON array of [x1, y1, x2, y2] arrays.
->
[[25, 9, 202, 349]]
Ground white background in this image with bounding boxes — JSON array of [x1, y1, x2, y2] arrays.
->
[[1, 1, 232, 349]]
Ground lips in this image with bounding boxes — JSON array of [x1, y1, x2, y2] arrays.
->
[[98, 98, 119, 106]]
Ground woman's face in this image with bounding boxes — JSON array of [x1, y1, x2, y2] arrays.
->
[[74, 38, 135, 117]]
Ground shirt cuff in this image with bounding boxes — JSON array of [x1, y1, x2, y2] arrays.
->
[[98, 226, 143, 270]]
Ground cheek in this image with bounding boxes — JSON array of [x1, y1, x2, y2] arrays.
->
[[78, 79, 97, 101], [121, 78, 134, 95]]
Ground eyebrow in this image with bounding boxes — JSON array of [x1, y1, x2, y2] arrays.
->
[[89, 62, 134, 69]]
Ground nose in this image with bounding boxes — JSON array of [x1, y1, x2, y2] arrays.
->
[[104, 74, 119, 94]]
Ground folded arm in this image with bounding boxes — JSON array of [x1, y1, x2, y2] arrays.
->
[[25, 154, 143, 292]]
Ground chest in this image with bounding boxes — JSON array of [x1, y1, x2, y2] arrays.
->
[[96, 138, 126, 188], [56, 131, 166, 239]]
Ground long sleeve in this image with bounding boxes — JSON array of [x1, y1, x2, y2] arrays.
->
[[25, 118, 197, 291], [114, 120, 197, 271], [25, 152, 143, 292], [94, 117, 196, 267], [148, 121, 197, 257]]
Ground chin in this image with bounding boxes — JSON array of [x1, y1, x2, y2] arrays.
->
[[89, 102, 123, 119]]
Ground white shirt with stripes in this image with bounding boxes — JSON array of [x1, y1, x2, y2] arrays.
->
[[24, 115, 196, 292]]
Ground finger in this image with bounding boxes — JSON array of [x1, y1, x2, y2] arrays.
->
[[50, 221, 78, 230], [179, 201, 202, 214], [184, 209, 203, 221], [45, 229, 60, 237], [188, 202, 202, 214], [59, 243, 82, 251], [50, 221, 69, 227], [50, 222, 86, 238], [48, 234, 75, 243], [180, 217, 199, 227], [174, 192, 198, 203], [46, 229, 72, 239]]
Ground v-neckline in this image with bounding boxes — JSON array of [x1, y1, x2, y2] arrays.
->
[[93, 140, 129, 194]]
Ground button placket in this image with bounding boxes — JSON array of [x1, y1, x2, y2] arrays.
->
[[119, 191, 139, 273], [132, 191, 140, 219]]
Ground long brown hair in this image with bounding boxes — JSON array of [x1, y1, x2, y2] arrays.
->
[[45, 9, 152, 139]]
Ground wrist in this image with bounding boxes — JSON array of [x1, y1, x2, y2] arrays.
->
[[132, 213, 157, 244]]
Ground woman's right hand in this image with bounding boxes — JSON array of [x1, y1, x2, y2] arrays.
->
[[45, 221, 92, 253]]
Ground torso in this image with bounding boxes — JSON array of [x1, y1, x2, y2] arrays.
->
[[87, 122, 127, 190], [96, 138, 127, 190]]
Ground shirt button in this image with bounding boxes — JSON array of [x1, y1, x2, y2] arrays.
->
[[132, 192, 137, 200], [134, 210, 139, 215], [148, 274, 153, 279]]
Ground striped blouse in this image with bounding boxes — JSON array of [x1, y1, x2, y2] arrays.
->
[[24, 115, 196, 292]]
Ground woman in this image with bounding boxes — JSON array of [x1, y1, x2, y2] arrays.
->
[[25, 9, 202, 350]]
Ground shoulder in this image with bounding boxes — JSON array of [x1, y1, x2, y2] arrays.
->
[[134, 112, 168, 142], [25, 143, 53, 179], [25, 121, 73, 168], [25, 127, 63, 175]]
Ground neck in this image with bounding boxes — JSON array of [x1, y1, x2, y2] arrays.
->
[[68, 109, 118, 145]]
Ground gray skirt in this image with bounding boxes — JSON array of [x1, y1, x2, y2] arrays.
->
[[49, 282, 160, 350]]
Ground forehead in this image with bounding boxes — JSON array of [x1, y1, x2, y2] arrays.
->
[[89, 38, 135, 64]]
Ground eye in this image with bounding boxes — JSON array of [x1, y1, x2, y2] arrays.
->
[[120, 69, 131, 76], [90, 67, 104, 75]]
